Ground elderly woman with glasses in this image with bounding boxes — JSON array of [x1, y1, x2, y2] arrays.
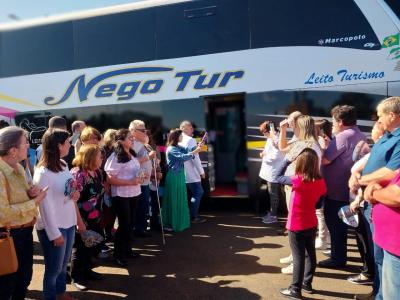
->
[[0, 126, 47, 300]]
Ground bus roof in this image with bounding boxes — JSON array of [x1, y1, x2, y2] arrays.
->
[[0, 0, 191, 31]]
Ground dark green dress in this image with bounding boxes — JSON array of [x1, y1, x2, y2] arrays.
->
[[161, 145, 193, 232]]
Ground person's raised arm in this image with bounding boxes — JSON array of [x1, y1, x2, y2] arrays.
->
[[278, 120, 290, 152]]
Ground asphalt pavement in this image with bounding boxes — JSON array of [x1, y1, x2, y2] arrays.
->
[[27, 210, 370, 299]]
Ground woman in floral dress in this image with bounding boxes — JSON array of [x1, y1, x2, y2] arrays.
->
[[70, 144, 105, 289]]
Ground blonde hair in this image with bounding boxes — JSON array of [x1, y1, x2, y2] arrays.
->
[[103, 129, 117, 149], [80, 126, 102, 144], [296, 115, 319, 145], [73, 144, 101, 171]]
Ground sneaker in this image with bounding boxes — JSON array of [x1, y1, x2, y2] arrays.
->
[[354, 292, 375, 300], [280, 254, 293, 264], [315, 237, 328, 250], [281, 263, 293, 274], [262, 215, 278, 224], [72, 280, 88, 291], [322, 249, 331, 257], [191, 218, 207, 224], [302, 283, 313, 294], [347, 274, 373, 285], [262, 212, 271, 221], [279, 288, 302, 299]]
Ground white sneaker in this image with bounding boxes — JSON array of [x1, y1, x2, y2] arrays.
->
[[322, 249, 331, 257], [279, 254, 293, 264], [262, 215, 278, 224], [315, 237, 328, 250], [281, 263, 293, 274], [262, 212, 271, 221]]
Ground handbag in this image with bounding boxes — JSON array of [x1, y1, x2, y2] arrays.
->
[[0, 228, 18, 275], [0, 171, 19, 275], [80, 230, 104, 248]]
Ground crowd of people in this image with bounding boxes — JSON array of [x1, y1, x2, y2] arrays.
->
[[258, 96, 400, 299], [0, 117, 206, 300], [0, 96, 399, 300]]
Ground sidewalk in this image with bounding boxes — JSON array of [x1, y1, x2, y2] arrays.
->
[[27, 212, 370, 299]]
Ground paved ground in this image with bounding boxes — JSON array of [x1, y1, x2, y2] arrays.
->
[[27, 210, 371, 299]]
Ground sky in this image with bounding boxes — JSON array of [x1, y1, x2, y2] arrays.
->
[[0, 0, 146, 24]]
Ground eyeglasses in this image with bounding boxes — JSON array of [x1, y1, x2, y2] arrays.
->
[[135, 129, 148, 133]]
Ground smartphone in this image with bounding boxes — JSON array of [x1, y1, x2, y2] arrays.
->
[[269, 123, 275, 132], [200, 132, 208, 144]]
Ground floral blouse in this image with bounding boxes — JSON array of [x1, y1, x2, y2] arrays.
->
[[71, 167, 105, 222]]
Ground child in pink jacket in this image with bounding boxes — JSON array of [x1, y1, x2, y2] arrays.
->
[[280, 148, 327, 299]]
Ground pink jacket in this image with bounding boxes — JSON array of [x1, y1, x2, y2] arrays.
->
[[286, 175, 327, 231]]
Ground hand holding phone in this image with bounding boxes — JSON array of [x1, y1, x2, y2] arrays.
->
[[200, 132, 208, 145], [269, 123, 274, 131]]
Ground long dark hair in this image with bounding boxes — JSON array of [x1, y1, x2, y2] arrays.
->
[[167, 129, 182, 146], [295, 148, 322, 182], [114, 129, 136, 163], [38, 129, 70, 172]]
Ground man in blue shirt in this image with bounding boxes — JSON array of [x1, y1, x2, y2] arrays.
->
[[349, 96, 400, 300]]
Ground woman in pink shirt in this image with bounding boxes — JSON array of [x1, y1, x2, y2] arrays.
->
[[364, 172, 400, 300], [280, 148, 327, 299], [104, 129, 143, 267]]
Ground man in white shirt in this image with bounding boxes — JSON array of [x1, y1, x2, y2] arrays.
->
[[179, 120, 206, 223], [129, 120, 156, 237]]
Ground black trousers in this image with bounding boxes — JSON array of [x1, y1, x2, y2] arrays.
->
[[354, 209, 375, 278], [324, 198, 348, 265], [70, 220, 103, 281], [0, 226, 34, 300], [113, 195, 139, 259], [289, 227, 317, 292]]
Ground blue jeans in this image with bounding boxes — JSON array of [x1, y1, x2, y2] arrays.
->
[[382, 250, 400, 300], [37, 226, 75, 300], [135, 185, 150, 233], [364, 202, 383, 298], [187, 182, 204, 220]]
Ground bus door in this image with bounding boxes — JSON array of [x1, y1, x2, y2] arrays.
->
[[205, 94, 248, 197]]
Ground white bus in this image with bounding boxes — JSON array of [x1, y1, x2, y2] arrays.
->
[[0, 0, 399, 206]]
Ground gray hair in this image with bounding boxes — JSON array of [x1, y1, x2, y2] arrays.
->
[[128, 120, 145, 131], [0, 126, 27, 156], [377, 97, 400, 115], [179, 120, 192, 130], [71, 120, 85, 133]]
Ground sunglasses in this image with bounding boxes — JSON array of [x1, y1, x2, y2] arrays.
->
[[135, 129, 148, 133]]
